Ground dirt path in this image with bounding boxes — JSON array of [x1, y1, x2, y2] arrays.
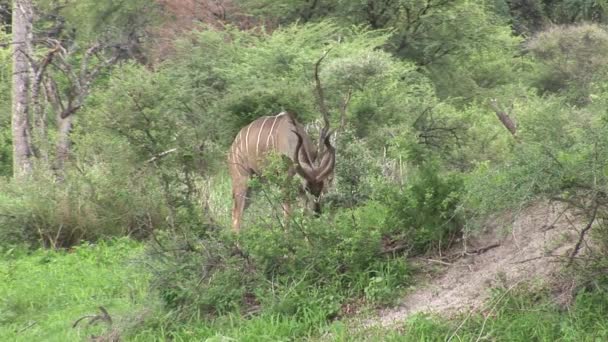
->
[[365, 201, 581, 328]]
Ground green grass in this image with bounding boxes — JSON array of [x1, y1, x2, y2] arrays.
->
[[2, 235, 608, 341], [0, 238, 150, 341], [130, 312, 335, 341]]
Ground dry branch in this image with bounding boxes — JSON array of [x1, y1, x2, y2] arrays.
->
[[50, 41, 123, 120], [568, 201, 599, 266], [489, 99, 517, 137], [465, 243, 501, 255], [313, 48, 332, 154], [339, 88, 352, 130]]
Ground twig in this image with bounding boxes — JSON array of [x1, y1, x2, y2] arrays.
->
[[568, 201, 599, 266], [511, 255, 545, 264], [542, 202, 571, 231], [339, 88, 352, 130], [463, 243, 500, 256], [18, 321, 37, 333], [447, 306, 475, 342]]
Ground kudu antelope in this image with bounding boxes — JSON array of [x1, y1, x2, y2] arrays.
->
[[227, 111, 336, 232]]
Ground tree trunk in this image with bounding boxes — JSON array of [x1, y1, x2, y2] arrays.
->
[[11, 0, 34, 178]]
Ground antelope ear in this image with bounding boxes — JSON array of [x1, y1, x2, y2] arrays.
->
[[315, 134, 335, 182]]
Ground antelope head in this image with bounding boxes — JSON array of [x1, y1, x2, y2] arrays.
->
[[292, 129, 336, 214]]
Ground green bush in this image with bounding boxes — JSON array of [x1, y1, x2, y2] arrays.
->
[[383, 162, 464, 254], [325, 129, 382, 209], [465, 91, 608, 216], [147, 229, 257, 319]]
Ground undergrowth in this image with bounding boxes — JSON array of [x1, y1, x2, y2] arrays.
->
[[134, 157, 465, 338]]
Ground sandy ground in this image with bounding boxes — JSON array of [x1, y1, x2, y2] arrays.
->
[[365, 201, 582, 328]]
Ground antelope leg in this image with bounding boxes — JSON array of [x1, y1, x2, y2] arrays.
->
[[231, 188, 248, 233]]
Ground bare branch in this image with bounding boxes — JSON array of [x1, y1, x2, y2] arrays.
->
[[30, 42, 62, 161], [489, 98, 518, 137], [82, 52, 120, 91], [49, 42, 121, 119], [313, 48, 333, 153], [33, 44, 60, 88], [80, 43, 102, 82], [568, 201, 599, 265], [339, 88, 352, 130]]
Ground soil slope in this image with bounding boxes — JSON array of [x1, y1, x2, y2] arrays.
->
[[368, 201, 581, 328]]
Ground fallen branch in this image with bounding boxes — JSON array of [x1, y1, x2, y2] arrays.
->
[[444, 278, 525, 341], [468, 243, 501, 255], [454, 243, 501, 258], [145, 148, 178, 164], [72, 306, 113, 328]]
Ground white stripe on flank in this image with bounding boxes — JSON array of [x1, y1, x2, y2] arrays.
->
[[238, 130, 244, 157], [245, 123, 253, 155], [256, 117, 270, 156], [266, 113, 283, 150], [232, 143, 237, 164]]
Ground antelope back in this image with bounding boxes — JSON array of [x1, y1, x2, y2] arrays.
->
[[228, 112, 316, 175]]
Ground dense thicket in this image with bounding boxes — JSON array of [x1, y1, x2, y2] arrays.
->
[[1, 0, 608, 340]]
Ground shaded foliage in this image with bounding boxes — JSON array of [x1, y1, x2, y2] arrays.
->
[[527, 23, 608, 104]]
